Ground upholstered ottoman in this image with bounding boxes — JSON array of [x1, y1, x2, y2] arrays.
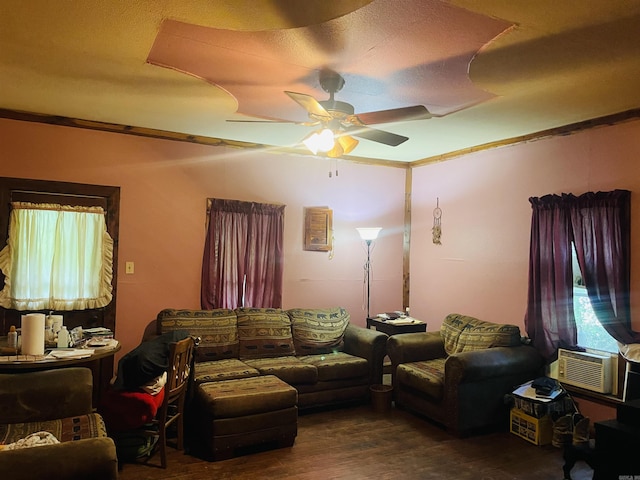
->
[[194, 375, 298, 460]]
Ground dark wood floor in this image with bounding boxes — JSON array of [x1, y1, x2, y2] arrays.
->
[[117, 403, 594, 480]]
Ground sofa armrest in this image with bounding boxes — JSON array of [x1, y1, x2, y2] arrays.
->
[[343, 324, 388, 385], [387, 332, 447, 365], [0, 437, 118, 480], [0, 368, 93, 424], [445, 345, 543, 384]]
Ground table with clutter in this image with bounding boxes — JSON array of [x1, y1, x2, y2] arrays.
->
[[0, 313, 119, 405]]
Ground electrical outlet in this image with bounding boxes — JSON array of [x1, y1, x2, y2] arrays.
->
[[125, 261, 134, 274]]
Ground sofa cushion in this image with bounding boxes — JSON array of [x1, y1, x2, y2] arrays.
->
[[236, 308, 295, 359], [243, 356, 318, 385], [193, 359, 260, 385], [298, 352, 368, 382], [440, 313, 521, 355], [157, 308, 238, 362], [287, 307, 350, 355], [396, 358, 446, 401]]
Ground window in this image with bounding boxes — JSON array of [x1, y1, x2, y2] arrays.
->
[[571, 246, 618, 354], [0, 177, 120, 336], [201, 198, 285, 310], [0, 202, 113, 311], [525, 190, 638, 364]]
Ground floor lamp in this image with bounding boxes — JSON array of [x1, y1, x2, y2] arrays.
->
[[356, 227, 382, 319]]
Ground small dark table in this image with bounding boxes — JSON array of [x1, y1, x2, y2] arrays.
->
[[592, 418, 640, 479], [366, 317, 426, 336]]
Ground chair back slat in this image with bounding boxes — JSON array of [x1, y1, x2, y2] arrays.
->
[[166, 336, 195, 400]]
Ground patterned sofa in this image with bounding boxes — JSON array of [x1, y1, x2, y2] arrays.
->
[[155, 307, 387, 409], [387, 313, 544, 436]]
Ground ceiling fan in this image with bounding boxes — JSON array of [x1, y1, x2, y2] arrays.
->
[[229, 69, 436, 157]]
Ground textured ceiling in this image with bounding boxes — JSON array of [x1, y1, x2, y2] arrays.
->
[[1, 0, 640, 163]]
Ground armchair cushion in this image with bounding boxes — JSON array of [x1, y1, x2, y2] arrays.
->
[[0, 412, 108, 445], [396, 358, 446, 401]]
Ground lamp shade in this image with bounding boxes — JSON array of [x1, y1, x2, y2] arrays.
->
[[356, 227, 382, 241], [328, 134, 359, 158], [303, 128, 335, 154]]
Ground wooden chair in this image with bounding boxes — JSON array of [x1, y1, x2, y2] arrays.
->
[[145, 335, 196, 468]]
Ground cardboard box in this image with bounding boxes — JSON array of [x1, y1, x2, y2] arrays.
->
[[510, 408, 553, 445]]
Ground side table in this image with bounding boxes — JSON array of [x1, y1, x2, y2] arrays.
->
[[366, 317, 426, 336], [366, 317, 426, 375]]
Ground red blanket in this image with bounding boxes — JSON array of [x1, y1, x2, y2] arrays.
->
[[99, 388, 165, 432]]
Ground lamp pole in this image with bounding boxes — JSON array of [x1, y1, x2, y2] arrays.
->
[[364, 239, 372, 319], [356, 227, 381, 320]]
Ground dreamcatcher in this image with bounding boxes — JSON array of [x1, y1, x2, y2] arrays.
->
[[432, 198, 442, 245]]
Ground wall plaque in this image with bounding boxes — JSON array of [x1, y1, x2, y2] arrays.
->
[[304, 207, 332, 252]]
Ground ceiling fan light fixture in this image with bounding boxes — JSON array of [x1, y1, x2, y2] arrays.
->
[[337, 134, 358, 155], [326, 142, 343, 158], [327, 134, 359, 158], [302, 128, 335, 154]]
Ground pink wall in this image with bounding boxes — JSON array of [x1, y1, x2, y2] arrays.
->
[[410, 119, 640, 420], [410, 119, 640, 333], [0, 119, 406, 360], [2, 116, 638, 420]]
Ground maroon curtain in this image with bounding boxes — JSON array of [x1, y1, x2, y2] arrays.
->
[[524, 194, 576, 360], [525, 190, 638, 361], [201, 199, 284, 310], [570, 190, 638, 345], [244, 202, 284, 308]]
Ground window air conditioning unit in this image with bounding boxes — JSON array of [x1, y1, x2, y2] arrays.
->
[[557, 348, 612, 394]]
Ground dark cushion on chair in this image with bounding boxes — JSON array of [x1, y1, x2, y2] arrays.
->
[[112, 330, 190, 390]]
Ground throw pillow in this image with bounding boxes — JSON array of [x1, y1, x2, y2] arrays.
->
[[287, 307, 350, 354], [440, 313, 520, 355], [236, 308, 295, 359], [157, 308, 238, 362]]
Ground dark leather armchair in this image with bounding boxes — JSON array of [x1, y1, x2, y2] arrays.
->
[[387, 314, 544, 436], [0, 368, 118, 480]]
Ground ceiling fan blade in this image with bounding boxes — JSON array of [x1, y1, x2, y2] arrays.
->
[[227, 119, 297, 123], [227, 113, 319, 127], [354, 105, 433, 125], [285, 91, 332, 121], [344, 125, 409, 147]]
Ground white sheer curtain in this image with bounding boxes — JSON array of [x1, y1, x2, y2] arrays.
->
[[0, 202, 113, 310]]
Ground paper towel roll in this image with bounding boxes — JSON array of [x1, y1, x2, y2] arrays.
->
[[21, 313, 45, 355]]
